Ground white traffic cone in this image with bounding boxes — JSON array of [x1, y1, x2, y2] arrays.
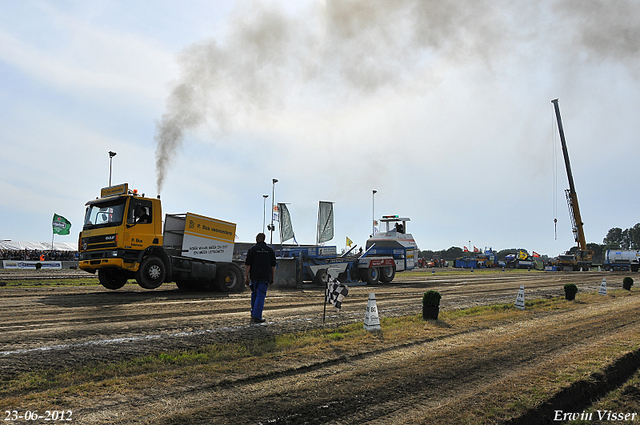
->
[[515, 284, 525, 310], [599, 278, 607, 296], [364, 293, 381, 331]]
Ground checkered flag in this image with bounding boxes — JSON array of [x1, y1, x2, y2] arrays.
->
[[326, 276, 349, 311]]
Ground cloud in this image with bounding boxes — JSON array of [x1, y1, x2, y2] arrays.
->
[[555, 0, 640, 69], [0, 6, 175, 107]]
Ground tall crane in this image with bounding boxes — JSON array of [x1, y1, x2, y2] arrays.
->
[[551, 98, 593, 270]]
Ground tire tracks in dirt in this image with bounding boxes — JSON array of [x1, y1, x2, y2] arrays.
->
[[0, 272, 615, 378], [73, 292, 640, 424]]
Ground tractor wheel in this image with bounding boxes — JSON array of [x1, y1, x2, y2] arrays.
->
[[362, 267, 380, 285], [136, 255, 166, 289], [314, 269, 329, 286], [379, 266, 396, 283]]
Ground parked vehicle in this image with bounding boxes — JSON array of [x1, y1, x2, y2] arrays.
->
[[505, 251, 536, 269], [454, 249, 498, 269], [602, 250, 640, 272]]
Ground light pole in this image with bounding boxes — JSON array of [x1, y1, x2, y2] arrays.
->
[[262, 194, 269, 234], [372, 190, 377, 236], [269, 179, 278, 244], [108, 151, 117, 186]]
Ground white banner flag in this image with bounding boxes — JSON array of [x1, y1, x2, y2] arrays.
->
[[317, 201, 334, 244], [278, 203, 295, 243]]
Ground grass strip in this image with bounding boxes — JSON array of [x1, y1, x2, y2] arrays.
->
[[0, 278, 99, 287]]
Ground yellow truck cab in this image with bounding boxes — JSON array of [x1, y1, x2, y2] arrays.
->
[[79, 183, 166, 288]]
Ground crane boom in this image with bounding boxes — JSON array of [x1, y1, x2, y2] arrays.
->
[[551, 98, 593, 270], [551, 101, 577, 194]]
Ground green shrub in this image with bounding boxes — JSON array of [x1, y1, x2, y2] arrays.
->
[[422, 290, 441, 307], [623, 277, 634, 290]]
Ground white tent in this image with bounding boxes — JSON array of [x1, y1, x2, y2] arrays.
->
[[0, 241, 77, 251]]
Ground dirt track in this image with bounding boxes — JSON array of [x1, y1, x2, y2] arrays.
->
[[0, 270, 592, 377], [2, 270, 640, 424]]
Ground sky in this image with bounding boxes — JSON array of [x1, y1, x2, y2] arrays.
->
[[1, 0, 639, 257]]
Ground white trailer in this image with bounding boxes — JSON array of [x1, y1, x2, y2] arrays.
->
[[603, 250, 640, 272]]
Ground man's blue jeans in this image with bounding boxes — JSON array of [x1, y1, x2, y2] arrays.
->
[[250, 280, 269, 319]]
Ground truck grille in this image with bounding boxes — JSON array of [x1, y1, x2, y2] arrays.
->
[[82, 234, 117, 251]]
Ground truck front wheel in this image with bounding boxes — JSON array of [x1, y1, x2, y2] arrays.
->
[[136, 256, 166, 289], [216, 264, 244, 292], [98, 268, 128, 290]]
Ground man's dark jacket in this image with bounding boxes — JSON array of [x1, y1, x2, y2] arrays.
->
[[245, 241, 277, 281]]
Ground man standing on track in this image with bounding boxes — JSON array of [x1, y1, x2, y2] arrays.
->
[[245, 232, 277, 323]]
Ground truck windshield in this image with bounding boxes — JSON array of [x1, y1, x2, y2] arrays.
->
[[83, 199, 126, 229]]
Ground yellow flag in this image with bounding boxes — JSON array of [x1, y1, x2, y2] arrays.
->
[[346, 236, 353, 247]]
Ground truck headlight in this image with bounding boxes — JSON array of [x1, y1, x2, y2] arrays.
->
[[111, 251, 119, 257]]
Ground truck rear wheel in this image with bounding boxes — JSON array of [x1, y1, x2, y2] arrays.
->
[[136, 255, 166, 289], [379, 266, 395, 283], [98, 268, 128, 290], [216, 264, 243, 292], [361, 267, 380, 285]]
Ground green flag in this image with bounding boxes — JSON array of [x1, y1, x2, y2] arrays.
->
[[52, 213, 72, 235]]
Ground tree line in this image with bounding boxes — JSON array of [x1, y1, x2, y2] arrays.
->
[[420, 223, 640, 265], [602, 224, 640, 250]]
